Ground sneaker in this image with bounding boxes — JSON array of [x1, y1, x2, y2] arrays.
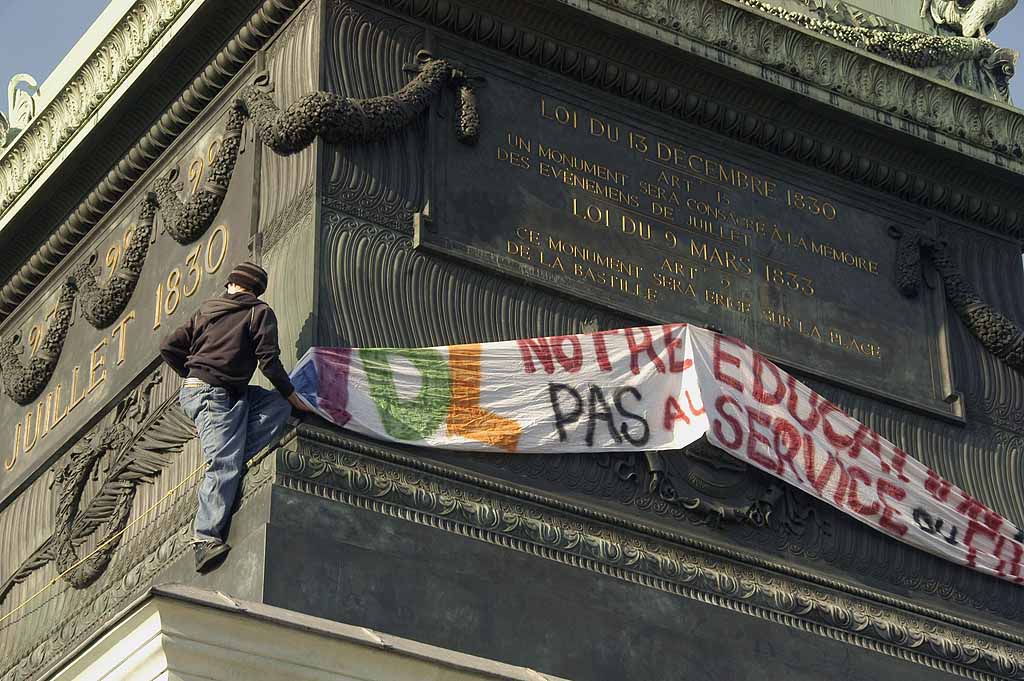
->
[[194, 539, 231, 573]]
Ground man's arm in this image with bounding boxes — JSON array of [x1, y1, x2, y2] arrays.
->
[[251, 304, 295, 397], [160, 316, 195, 377]]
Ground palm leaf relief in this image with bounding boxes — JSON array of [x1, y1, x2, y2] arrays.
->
[[0, 374, 196, 604]]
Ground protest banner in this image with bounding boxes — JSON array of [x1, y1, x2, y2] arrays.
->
[[291, 324, 1024, 584]]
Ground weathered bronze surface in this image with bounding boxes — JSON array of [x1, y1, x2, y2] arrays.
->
[[0, 103, 253, 507], [416, 50, 960, 418], [1, 1, 1023, 680]]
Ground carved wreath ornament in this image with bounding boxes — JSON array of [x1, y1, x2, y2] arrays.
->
[[0, 52, 480, 406], [0, 373, 195, 605]]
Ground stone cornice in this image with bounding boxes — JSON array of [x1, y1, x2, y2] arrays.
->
[[548, 0, 1024, 169], [3, 0, 1024, 321], [0, 0, 304, 319], [0, 0, 198, 220], [374, 0, 1024, 239], [285, 425, 1024, 681]]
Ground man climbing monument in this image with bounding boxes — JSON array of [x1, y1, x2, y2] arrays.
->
[[160, 261, 312, 573]]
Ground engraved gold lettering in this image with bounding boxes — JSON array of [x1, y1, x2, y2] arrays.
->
[[40, 393, 51, 438], [652, 272, 698, 298], [165, 268, 182, 315], [153, 282, 163, 330], [22, 408, 38, 453], [704, 287, 751, 314], [88, 340, 108, 394], [588, 115, 620, 143], [507, 239, 531, 260], [50, 382, 68, 428], [537, 145, 629, 186], [206, 225, 228, 273], [4, 422, 20, 471], [111, 311, 136, 366], [105, 242, 120, 282], [547, 236, 644, 278], [540, 97, 577, 128], [189, 158, 204, 195], [69, 366, 87, 413], [183, 245, 202, 297], [207, 137, 222, 164]]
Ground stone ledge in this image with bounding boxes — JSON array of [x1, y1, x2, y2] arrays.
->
[[281, 424, 1024, 681], [49, 584, 570, 681]]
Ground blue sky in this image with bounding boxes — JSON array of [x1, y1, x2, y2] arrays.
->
[[990, 11, 1024, 103], [0, 1, 110, 104], [0, 1, 1022, 109]]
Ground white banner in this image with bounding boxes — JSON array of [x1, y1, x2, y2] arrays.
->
[[291, 324, 1024, 585]]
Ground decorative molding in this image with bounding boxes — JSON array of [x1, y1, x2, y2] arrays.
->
[[280, 432, 1024, 681], [454, 413, 1024, 619], [742, 0, 1001, 67], [2, 416, 1022, 680], [0, 0, 196, 215], [0, 280, 75, 405], [892, 223, 1024, 374], [0, 51, 480, 406], [0, 371, 194, 605], [5, 0, 1024, 329], [292, 426, 1024, 641], [573, 0, 1024, 154], [0, 395, 280, 681], [0, 0, 307, 321], [73, 195, 158, 329], [788, 0, 1018, 99], [372, 0, 1024, 245]]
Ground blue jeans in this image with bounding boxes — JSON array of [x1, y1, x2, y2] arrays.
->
[[179, 380, 292, 542]]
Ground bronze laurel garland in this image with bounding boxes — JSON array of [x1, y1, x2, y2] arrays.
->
[[0, 53, 480, 406], [236, 52, 479, 152], [74, 194, 158, 329], [892, 225, 1024, 373], [151, 108, 246, 245], [0, 280, 77, 406]]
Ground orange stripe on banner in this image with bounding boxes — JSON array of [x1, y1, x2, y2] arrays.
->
[[447, 344, 522, 452]]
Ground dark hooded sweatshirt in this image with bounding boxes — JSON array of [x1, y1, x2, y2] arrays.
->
[[159, 292, 294, 397]]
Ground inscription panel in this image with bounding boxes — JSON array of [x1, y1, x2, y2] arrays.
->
[[417, 50, 958, 418], [0, 103, 254, 508]]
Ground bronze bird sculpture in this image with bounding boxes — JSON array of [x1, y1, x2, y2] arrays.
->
[[921, 0, 1019, 39]]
